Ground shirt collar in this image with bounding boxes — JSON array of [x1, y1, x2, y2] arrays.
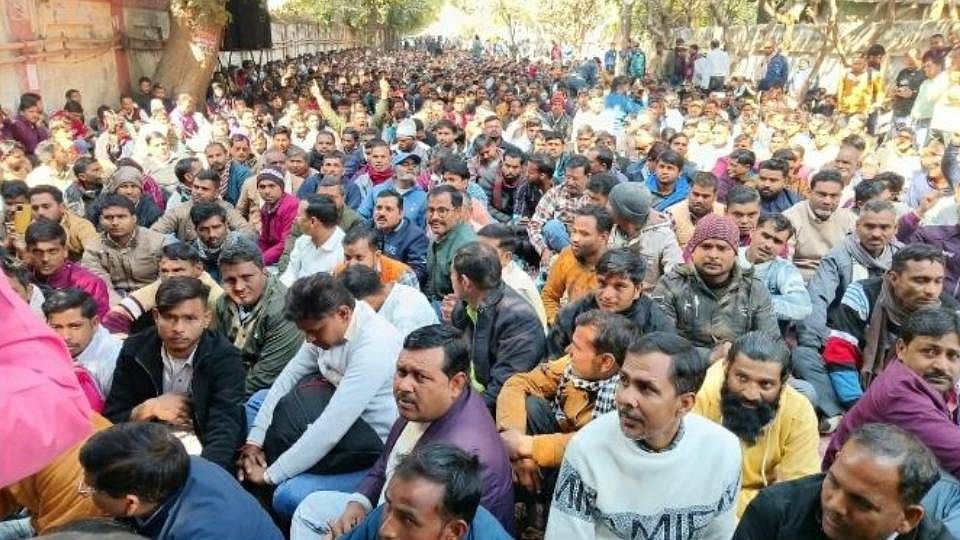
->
[[162, 344, 198, 367]]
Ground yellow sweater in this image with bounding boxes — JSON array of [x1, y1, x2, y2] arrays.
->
[[693, 360, 820, 516], [541, 247, 598, 324]]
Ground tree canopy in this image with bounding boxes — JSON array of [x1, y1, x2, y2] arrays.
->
[[278, 0, 444, 35]]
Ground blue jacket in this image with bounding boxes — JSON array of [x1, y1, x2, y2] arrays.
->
[[379, 218, 429, 287], [224, 161, 253, 207], [359, 181, 427, 230], [760, 189, 803, 215], [131, 457, 283, 540], [645, 173, 691, 212], [343, 504, 511, 540], [604, 92, 642, 131], [758, 53, 790, 91], [343, 148, 365, 182], [296, 173, 323, 199]]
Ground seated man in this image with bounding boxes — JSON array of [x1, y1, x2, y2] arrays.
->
[[25, 220, 109, 316], [668, 171, 726, 248], [78, 422, 282, 540], [694, 331, 820, 516], [823, 244, 958, 408], [426, 185, 477, 304], [546, 332, 742, 538], [189, 201, 243, 283], [447, 242, 546, 410], [756, 158, 802, 215], [526, 155, 592, 265], [338, 265, 436, 338], [150, 168, 252, 243], [653, 214, 779, 357], [548, 248, 674, 358], [374, 189, 429, 287], [359, 152, 427, 229], [256, 167, 299, 267], [279, 175, 363, 273], [43, 288, 122, 402], [735, 424, 950, 540], [103, 242, 224, 334], [497, 311, 634, 507], [783, 169, 857, 281], [103, 277, 245, 471], [477, 223, 548, 330], [28, 184, 97, 260], [607, 181, 683, 287], [337, 225, 420, 289], [737, 214, 812, 323], [291, 326, 514, 538], [239, 273, 403, 518], [726, 185, 762, 247], [541, 204, 611, 324], [279, 194, 345, 286], [82, 194, 168, 295], [216, 239, 303, 398], [323, 444, 512, 540]]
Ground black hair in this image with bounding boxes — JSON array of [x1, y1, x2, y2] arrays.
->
[[657, 149, 684, 169], [99, 194, 136, 215], [854, 180, 888, 206], [2, 180, 29, 201], [565, 154, 591, 174], [757, 213, 795, 237], [343, 225, 380, 252], [646, 141, 670, 163], [189, 201, 228, 228], [155, 276, 210, 314], [78, 422, 190, 503], [428, 184, 465, 209], [452, 241, 501, 290], [771, 148, 797, 162], [846, 423, 940, 506], [726, 185, 761, 206], [591, 147, 615, 171], [573, 310, 638, 366], [595, 247, 647, 284], [284, 272, 356, 321], [874, 171, 906, 194], [375, 189, 404, 210], [573, 203, 614, 234], [691, 171, 718, 191], [161, 242, 202, 265], [338, 264, 385, 299], [272, 125, 292, 138], [476, 223, 518, 254], [43, 518, 143, 538], [726, 331, 791, 381], [317, 175, 344, 191], [587, 173, 619, 198], [541, 130, 564, 143], [174, 157, 199, 183], [730, 148, 757, 167], [17, 92, 42, 112], [193, 169, 220, 188], [810, 169, 844, 190], [503, 146, 527, 164], [627, 332, 707, 394], [303, 194, 339, 227], [73, 156, 98, 178], [42, 288, 98, 319], [891, 243, 946, 273], [528, 153, 556, 177], [218, 237, 264, 269], [758, 158, 790, 178], [403, 324, 471, 378], [442, 157, 471, 180], [390, 443, 482, 524], [28, 184, 64, 204], [900, 307, 960, 344], [25, 219, 67, 246]]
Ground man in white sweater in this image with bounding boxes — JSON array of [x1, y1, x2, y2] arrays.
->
[[546, 332, 742, 540]]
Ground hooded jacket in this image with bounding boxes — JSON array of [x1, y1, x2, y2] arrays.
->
[[608, 210, 684, 287]]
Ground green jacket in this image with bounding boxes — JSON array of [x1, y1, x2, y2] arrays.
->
[[651, 264, 779, 353], [216, 275, 304, 397], [426, 221, 476, 300]]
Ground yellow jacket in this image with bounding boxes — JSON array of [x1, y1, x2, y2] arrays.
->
[[61, 211, 98, 261], [693, 360, 820, 516]]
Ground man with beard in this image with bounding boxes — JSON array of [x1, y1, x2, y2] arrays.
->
[[469, 135, 503, 201], [669, 172, 726, 248], [64, 157, 104, 219], [737, 214, 811, 323], [784, 170, 857, 281], [487, 147, 525, 224], [541, 205, 611, 324], [358, 152, 426, 229], [823, 244, 959, 409], [694, 331, 820, 516], [735, 424, 952, 540], [546, 332, 742, 539], [151, 170, 253, 244], [756, 158, 802, 215], [205, 142, 252, 207]]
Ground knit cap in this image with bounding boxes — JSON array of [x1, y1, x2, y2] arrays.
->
[[686, 214, 740, 254], [396, 119, 417, 139], [105, 166, 144, 194], [256, 167, 285, 188], [607, 182, 652, 225]]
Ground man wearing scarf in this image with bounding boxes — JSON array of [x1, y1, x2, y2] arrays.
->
[[793, 200, 901, 426], [496, 311, 635, 503], [823, 244, 959, 410]]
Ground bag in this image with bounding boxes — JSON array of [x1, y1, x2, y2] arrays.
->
[[263, 375, 384, 475]]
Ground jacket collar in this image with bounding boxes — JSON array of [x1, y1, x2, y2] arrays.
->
[[102, 226, 140, 250]]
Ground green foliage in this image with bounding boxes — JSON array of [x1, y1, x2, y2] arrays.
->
[[279, 0, 442, 34], [170, 0, 231, 27]]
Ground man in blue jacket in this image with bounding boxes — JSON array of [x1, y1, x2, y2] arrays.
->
[[758, 40, 789, 92], [78, 422, 282, 540], [374, 189, 429, 287]]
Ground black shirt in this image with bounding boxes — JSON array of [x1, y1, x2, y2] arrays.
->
[[892, 67, 927, 118]]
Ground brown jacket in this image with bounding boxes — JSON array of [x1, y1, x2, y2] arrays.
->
[[61, 211, 98, 261], [81, 226, 166, 294], [150, 199, 253, 243], [496, 357, 596, 468]]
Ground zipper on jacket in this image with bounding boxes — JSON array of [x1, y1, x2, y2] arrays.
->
[[134, 354, 161, 396]]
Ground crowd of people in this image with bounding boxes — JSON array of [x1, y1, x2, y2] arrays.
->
[[2, 32, 960, 540]]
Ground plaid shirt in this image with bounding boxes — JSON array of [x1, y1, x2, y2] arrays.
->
[[526, 185, 590, 254], [553, 362, 619, 423]]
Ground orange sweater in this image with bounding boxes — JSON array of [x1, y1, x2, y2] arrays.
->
[[0, 414, 111, 534], [541, 247, 598, 324], [334, 255, 415, 285]]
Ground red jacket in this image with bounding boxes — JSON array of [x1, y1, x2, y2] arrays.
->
[[259, 193, 299, 266]]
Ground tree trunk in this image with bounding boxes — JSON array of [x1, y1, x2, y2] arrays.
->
[[153, 8, 223, 105], [616, 0, 635, 75]]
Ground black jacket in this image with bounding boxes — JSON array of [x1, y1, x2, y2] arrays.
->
[[547, 293, 676, 359], [451, 284, 546, 409], [104, 328, 246, 471], [735, 474, 954, 540]]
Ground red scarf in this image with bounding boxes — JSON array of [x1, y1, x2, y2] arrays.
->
[[366, 164, 394, 186]]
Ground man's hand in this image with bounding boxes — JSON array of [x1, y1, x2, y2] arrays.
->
[[379, 77, 391, 100], [236, 443, 268, 484], [327, 501, 368, 539], [440, 293, 459, 323], [709, 341, 732, 364], [133, 393, 192, 426], [513, 458, 543, 494], [310, 79, 323, 101], [500, 429, 534, 461]]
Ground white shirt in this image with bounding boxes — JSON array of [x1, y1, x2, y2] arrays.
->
[[279, 227, 345, 286], [379, 283, 438, 338], [705, 49, 731, 78], [161, 344, 196, 395], [76, 325, 122, 398], [379, 421, 430, 504]]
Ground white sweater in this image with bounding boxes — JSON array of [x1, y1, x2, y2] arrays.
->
[[545, 411, 741, 540]]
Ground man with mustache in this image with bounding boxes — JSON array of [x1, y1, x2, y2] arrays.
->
[[541, 205, 611, 324], [669, 172, 726, 248], [546, 332, 742, 539], [784, 169, 857, 281], [358, 152, 427, 230], [694, 331, 820, 516], [735, 423, 952, 540], [823, 244, 959, 408], [737, 214, 811, 323], [290, 325, 514, 538]]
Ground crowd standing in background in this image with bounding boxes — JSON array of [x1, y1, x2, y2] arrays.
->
[[4, 32, 960, 540]]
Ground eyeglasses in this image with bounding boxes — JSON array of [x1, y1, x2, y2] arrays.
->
[[77, 478, 97, 497]]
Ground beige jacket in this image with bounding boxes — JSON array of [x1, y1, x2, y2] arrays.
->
[[81, 226, 166, 295], [150, 199, 254, 243], [784, 201, 857, 281]]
